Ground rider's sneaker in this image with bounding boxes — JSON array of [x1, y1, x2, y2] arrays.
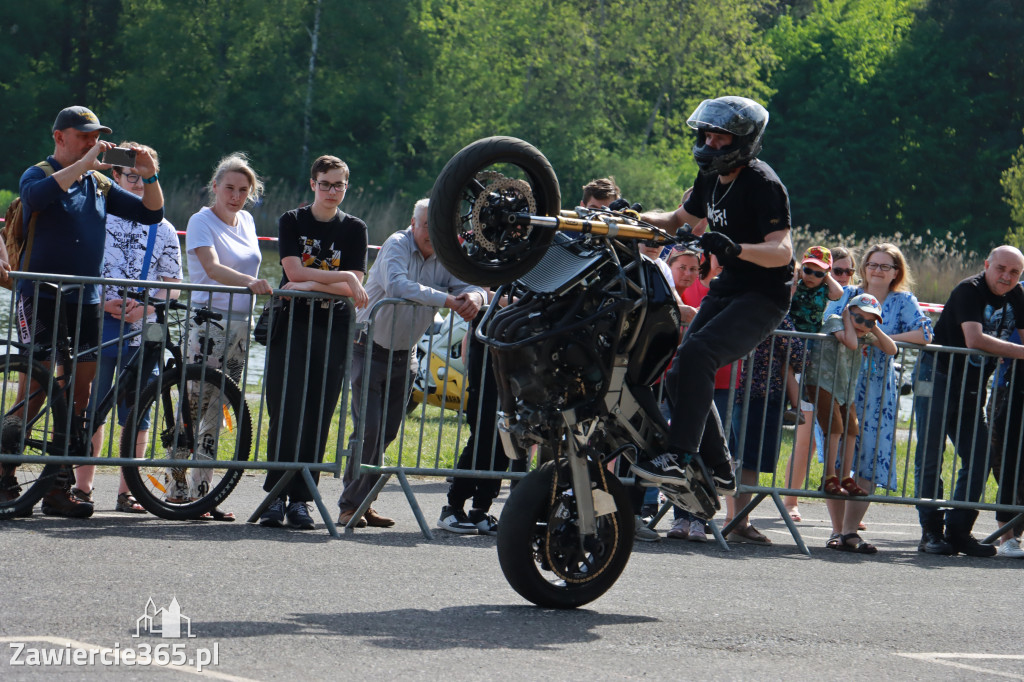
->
[[286, 501, 315, 530], [712, 471, 736, 492], [41, 486, 94, 518], [633, 516, 660, 543], [260, 497, 286, 527], [438, 505, 478, 534], [468, 508, 498, 536], [632, 452, 691, 486]]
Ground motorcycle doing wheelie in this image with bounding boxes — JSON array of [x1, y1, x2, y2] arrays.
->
[[428, 136, 725, 608]]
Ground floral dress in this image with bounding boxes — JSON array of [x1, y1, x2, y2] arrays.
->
[[834, 289, 933, 490]]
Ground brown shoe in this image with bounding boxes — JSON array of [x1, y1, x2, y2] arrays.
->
[[337, 509, 367, 528], [364, 507, 395, 528]]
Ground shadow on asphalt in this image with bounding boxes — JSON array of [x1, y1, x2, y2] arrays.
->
[[197, 604, 659, 649]]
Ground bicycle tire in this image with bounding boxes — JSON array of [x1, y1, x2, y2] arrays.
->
[[428, 136, 560, 287], [0, 354, 71, 520], [121, 364, 252, 520]]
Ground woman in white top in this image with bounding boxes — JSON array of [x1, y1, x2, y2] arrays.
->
[[178, 153, 272, 518]]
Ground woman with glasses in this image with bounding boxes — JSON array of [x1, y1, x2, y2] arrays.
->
[[822, 243, 933, 549], [258, 155, 369, 530]]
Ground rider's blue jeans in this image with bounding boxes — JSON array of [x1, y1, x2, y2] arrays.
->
[[665, 288, 787, 475]]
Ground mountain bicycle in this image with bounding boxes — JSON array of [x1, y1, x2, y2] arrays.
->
[[0, 285, 252, 520]]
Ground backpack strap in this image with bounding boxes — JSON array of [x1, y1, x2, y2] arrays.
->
[[22, 161, 56, 272]]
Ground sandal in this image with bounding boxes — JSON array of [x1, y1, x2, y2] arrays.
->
[[200, 506, 236, 522], [115, 492, 147, 514], [726, 524, 772, 546], [822, 476, 847, 496], [837, 532, 877, 554], [71, 487, 93, 504], [826, 531, 842, 549], [858, 521, 867, 531], [841, 477, 869, 496], [787, 506, 802, 522]]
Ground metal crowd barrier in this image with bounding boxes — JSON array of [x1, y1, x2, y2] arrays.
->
[[0, 272, 354, 536], [723, 327, 1024, 555]]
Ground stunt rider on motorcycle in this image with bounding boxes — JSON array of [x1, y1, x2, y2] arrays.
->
[[632, 95, 793, 500]]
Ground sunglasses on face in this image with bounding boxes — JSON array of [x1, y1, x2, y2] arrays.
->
[[832, 267, 855, 277], [801, 266, 826, 278], [851, 311, 877, 329]]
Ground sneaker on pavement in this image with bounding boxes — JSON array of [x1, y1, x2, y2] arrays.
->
[[666, 517, 688, 539], [634, 516, 660, 542], [687, 518, 708, 542], [438, 505, 478, 534], [632, 452, 691, 486], [286, 501, 315, 530], [338, 509, 367, 528], [997, 537, 1024, 559], [364, 507, 396, 528], [41, 486, 94, 518], [260, 497, 287, 527], [468, 508, 498, 535]]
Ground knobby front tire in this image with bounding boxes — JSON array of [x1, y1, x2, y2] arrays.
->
[[121, 364, 252, 520], [429, 136, 561, 287]]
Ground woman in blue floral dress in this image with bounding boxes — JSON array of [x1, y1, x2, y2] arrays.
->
[[823, 243, 933, 545]]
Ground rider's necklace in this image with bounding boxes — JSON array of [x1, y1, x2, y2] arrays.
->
[[710, 177, 736, 211]]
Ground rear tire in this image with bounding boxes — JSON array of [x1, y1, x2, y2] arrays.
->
[[0, 355, 69, 520], [497, 459, 634, 608], [429, 136, 560, 287], [121, 364, 251, 520]]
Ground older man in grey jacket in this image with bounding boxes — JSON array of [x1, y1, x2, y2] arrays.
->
[[338, 198, 486, 528]]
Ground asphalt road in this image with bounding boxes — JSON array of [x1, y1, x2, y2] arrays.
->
[[1, 472, 1021, 681]]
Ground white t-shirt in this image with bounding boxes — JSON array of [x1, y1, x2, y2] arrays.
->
[[185, 206, 262, 313]]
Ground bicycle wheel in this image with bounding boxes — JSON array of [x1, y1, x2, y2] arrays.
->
[[429, 136, 561, 287], [0, 354, 71, 519], [121, 364, 252, 520]]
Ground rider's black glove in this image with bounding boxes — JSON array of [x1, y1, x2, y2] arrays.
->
[[700, 231, 742, 260]]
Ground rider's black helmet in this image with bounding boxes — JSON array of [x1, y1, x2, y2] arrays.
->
[[687, 96, 769, 175]]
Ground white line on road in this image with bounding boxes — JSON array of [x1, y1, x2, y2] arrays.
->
[[898, 652, 1024, 680]]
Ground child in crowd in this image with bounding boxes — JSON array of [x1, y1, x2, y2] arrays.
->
[[807, 294, 897, 497], [785, 246, 843, 424]]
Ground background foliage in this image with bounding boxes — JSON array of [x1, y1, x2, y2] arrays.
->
[[1, 0, 1022, 248]]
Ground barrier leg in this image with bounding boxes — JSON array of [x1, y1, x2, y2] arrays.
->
[[981, 512, 1024, 545], [347, 471, 392, 536], [301, 467, 339, 539], [721, 492, 767, 536], [771, 490, 810, 556], [247, 470, 296, 523], [396, 469, 434, 541], [707, 517, 730, 551]]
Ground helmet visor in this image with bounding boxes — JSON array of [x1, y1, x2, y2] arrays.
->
[[686, 98, 761, 136]]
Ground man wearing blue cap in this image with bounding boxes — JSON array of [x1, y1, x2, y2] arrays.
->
[[0, 106, 164, 518]]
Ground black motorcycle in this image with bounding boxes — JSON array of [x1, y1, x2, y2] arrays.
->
[[428, 137, 722, 608]]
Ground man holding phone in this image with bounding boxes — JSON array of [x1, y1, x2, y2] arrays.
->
[[0, 106, 165, 518]]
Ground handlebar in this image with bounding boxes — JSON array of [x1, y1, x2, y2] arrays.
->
[[122, 290, 223, 323]]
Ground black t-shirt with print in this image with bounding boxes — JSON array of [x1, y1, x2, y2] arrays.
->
[[933, 272, 1024, 382], [683, 159, 793, 308], [277, 205, 368, 308]]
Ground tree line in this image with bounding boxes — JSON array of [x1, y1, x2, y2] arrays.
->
[[2, 0, 1022, 249]]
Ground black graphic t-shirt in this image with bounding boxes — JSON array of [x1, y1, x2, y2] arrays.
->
[[933, 272, 1024, 381], [277, 205, 368, 307], [683, 159, 792, 307]]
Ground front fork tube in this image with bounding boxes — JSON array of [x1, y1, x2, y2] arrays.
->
[[564, 410, 599, 548]]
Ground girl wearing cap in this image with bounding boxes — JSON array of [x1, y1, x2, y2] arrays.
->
[[823, 243, 933, 550], [809, 292, 897, 552]]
